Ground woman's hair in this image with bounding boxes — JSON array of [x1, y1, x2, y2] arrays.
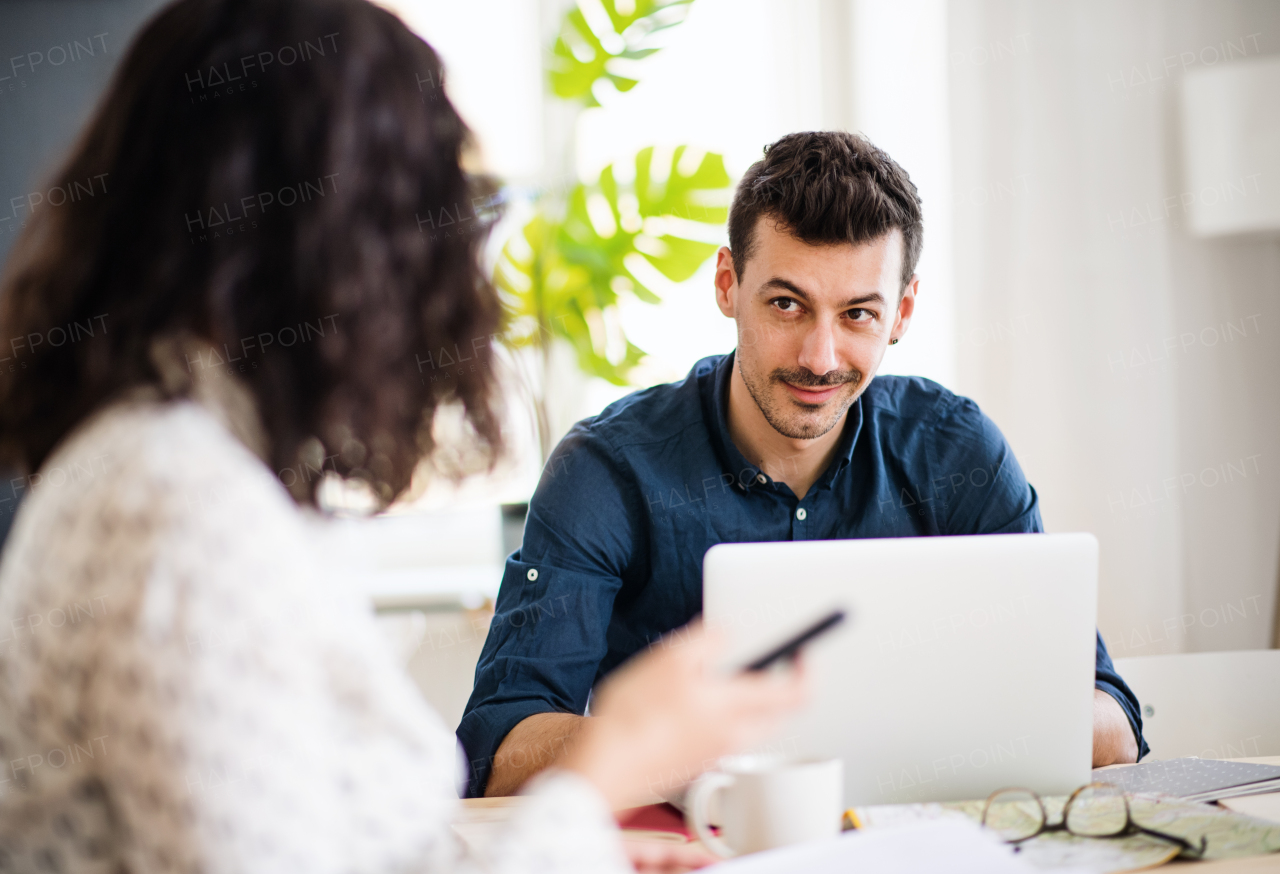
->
[[0, 0, 502, 504]]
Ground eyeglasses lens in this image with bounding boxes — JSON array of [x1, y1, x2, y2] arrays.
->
[[983, 789, 1044, 841], [1065, 783, 1128, 837]]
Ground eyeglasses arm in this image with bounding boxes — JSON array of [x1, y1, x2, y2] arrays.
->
[[1127, 823, 1207, 858]]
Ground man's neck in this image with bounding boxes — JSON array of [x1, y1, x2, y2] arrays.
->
[[725, 362, 848, 501]]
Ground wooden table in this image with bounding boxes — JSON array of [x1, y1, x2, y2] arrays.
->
[[456, 757, 1280, 871]]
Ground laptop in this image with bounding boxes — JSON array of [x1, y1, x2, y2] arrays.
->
[[702, 533, 1098, 806]]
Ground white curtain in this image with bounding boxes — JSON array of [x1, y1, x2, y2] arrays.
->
[[947, 0, 1280, 654]]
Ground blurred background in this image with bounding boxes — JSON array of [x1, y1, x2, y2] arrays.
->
[[1, 0, 1277, 730]]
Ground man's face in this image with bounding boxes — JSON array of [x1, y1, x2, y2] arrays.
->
[[714, 218, 918, 441]]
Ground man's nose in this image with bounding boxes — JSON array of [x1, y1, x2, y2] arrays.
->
[[797, 321, 840, 377]]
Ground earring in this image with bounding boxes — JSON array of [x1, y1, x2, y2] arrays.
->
[[889, 338, 899, 345]]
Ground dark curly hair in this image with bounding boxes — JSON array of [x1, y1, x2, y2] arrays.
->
[[0, 0, 502, 504], [728, 131, 923, 289]]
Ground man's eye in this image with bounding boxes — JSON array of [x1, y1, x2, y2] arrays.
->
[[846, 308, 875, 322], [772, 298, 800, 312]]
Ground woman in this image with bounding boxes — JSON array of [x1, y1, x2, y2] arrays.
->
[[0, 1, 803, 871]]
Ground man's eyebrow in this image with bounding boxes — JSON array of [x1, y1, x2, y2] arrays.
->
[[760, 277, 812, 302], [760, 277, 885, 308], [841, 291, 886, 307]]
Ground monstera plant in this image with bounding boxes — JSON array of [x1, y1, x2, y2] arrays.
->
[[550, 0, 696, 106], [497, 0, 731, 460], [496, 146, 729, 454]]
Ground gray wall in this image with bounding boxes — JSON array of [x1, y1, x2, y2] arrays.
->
[[0, 0, 168, 268], [0, 1, 167, 546]]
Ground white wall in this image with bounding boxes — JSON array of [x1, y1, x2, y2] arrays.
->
[[846, 0, 956, 387], [379, 0, 544, 181], [949, 0, 1280, 655]]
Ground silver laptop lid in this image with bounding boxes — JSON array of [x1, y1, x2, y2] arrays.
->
[[703, 533, 1098, 805]]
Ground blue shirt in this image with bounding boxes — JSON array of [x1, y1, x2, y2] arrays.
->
[[459, 353, 1147, 795]]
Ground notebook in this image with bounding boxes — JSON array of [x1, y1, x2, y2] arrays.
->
[[1094, 758, 1280, 803], [615, 803, 693, 842]]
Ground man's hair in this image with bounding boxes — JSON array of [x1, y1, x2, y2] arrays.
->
[[728, 131, 923, 289], [0, 0, 503, 505]]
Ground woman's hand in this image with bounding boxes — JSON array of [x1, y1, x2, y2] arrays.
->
[[561, 621, 807, 811], [622, 838, 720, 873]]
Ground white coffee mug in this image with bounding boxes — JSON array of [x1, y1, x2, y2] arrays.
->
[[685, 755, 843, 857]]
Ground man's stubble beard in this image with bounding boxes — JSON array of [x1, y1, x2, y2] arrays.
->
[[737, 353, 863, 440]]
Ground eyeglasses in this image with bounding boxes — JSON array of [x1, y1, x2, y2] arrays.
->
[[980, 782, 1207, 858]]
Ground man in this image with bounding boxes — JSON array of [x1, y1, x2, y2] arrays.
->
[[459, 131, 1146, 798]]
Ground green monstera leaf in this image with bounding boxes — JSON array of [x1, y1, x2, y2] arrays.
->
[[496, 145, 730, 387], [495, 212, 645, 387], [564, 145, 729, 295], [550, 0, 697, 107]]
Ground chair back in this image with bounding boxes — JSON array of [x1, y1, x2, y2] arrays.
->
[[1114, 650, 1280, 759]]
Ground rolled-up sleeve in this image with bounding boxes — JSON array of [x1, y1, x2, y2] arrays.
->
[[458, 425, 640, 797], [458, 558, 624, 796], [1094, 631, 1150, 760]]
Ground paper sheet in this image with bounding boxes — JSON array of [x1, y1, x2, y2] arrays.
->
[[705, 820, 1074, 873]]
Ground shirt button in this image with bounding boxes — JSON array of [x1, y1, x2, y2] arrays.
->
[[526, 568, 539, 581], [756, 474, 767, 484], [796, 508, 807, 521]]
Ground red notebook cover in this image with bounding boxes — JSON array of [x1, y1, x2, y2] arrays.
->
[[615, 803, 695, 840]]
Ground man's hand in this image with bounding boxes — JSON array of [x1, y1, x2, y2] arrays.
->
[[1092, 688, 1139, 767], [485, 712, 585, 797]]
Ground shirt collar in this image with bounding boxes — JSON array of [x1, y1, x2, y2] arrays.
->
[[701, 351, 864, 495]]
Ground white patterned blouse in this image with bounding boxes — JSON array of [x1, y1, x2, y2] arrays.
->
[[0, 390, 630, 874]]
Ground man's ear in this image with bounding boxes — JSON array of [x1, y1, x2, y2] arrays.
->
[[890, 274, 920, 342], [714, 246, 737, 318]]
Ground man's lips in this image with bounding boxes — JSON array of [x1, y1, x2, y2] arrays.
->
[[782, 381, 845, 405]]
